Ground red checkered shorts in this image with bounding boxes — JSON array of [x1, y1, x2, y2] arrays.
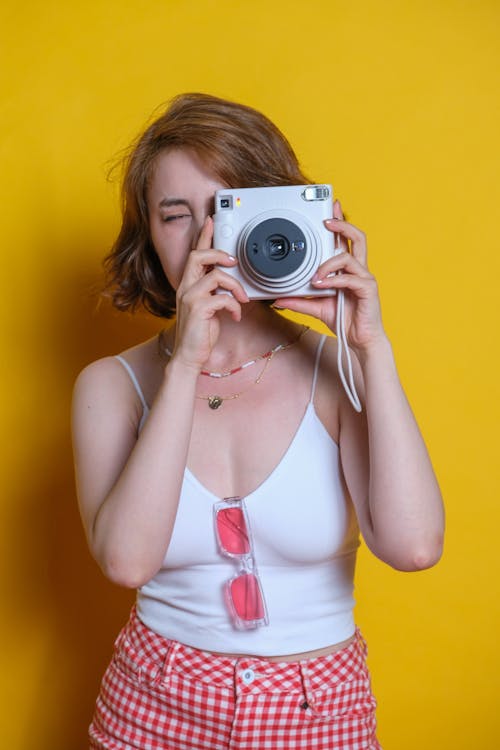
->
[[89, 608, 381, 749]]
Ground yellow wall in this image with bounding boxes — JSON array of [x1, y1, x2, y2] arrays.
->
[[1, 1, 498, 747]]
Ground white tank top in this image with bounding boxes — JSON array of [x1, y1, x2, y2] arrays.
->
[[115, 336, 360, 655]]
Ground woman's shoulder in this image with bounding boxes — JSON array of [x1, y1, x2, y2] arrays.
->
[[72, 356, 140, 427], [74, 354, 129, 393], [73, 335, 160, 421], [75, 334, 159, 385]]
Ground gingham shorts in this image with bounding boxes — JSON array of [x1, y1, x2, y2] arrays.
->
[[89, 608, 381, 750]]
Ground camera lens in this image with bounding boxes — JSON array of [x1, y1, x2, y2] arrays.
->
[[243, 218, 307, 280], [266, 235, 290, 259]]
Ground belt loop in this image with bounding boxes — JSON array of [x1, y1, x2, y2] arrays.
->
[[159, 639, 181, 684]]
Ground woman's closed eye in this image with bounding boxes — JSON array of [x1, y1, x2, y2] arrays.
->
[[162, 213, 191, 223]]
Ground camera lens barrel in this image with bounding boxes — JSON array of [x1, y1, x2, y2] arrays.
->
[[238, 213, 319, 293], [244, 219, 306, 279]]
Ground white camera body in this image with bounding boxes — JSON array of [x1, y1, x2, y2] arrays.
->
[[213, 184, 337, 299]]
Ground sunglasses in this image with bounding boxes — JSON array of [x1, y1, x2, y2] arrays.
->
[[214, 496, 269, 630]]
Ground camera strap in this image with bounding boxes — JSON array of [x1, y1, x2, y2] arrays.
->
[[336, 289, 362, 413]]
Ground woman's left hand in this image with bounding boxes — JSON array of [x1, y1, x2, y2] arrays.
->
[[273, 201, 386, 355]]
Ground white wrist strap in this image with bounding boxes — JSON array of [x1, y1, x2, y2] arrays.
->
[[333, 231, 362, 413], [336, 289, 362, 412]]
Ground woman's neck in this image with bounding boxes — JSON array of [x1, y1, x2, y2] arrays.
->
[[168, 303, 299, 373]]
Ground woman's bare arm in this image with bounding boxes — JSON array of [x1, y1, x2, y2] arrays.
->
[[72, 355, 198, 588], [276, 201, 444, 571], [339, 338, 444, 571], [72, 221, 248, 588]]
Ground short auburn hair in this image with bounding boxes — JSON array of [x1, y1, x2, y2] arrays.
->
[[104, 92, 311, 318]]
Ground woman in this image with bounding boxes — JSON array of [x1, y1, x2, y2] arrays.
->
[[72, 93, 444, 749]]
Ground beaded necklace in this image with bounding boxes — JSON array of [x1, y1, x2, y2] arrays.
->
[[158, 327, 309, 378], [158, 326, 309, 410]]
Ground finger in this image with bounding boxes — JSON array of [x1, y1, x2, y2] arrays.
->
[[328, 200, 349, 254], [324, 217, 367, 266], [196, 290, 244, 322], [273, 296, 337, 319], [179, 248, 238, 290], [312, 271, 377, 297], [333, 199, 344, 220], [325, 199, 348, 253], [187, 248, 237, 266], [184, 267, 249, 304], [313, 251, 372, 282], [193, 215, 214, 251]]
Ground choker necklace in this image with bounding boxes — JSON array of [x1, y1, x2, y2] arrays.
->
[[158, 326, 309, 410]]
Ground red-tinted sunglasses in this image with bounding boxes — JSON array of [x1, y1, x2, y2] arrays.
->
[[214, 496, 269, 630]]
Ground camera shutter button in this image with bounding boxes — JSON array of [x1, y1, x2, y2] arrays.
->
[[220, 224, 233, 239]]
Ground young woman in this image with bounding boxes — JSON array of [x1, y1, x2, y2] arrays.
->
[[72, 92, 444, 749]]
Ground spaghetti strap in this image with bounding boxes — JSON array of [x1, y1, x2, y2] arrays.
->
[[115, 355, 149, 411], [310, 335, 327, 402]]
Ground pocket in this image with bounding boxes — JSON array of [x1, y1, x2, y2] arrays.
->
[[110, 628, 144, 683], [303, 668, 377, 720], [109, 622, 172, 689], [299, 631, 378, 723]]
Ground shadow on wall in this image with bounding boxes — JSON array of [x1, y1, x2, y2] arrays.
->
[[11, 243, 161, 748]]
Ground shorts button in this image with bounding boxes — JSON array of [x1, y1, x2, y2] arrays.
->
[[242, 668, 255, 685]]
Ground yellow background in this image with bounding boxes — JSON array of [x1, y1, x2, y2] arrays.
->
[[1, 1, 499, 747]]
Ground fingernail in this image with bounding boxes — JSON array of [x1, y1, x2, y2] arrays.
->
[[227, 255, 237, 262], [313, 278, 324, 284]]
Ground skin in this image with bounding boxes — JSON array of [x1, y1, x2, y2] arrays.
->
[[72, 148, 445, 660]]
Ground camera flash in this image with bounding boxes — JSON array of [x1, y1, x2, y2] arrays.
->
[[302, 186, 330, 202]]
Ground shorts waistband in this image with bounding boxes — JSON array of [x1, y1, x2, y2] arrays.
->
[[115, 607, 368, 695]]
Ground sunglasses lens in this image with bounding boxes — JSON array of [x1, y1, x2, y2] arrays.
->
[[216, 507, 250, 555], [229, 573, 266, 621]]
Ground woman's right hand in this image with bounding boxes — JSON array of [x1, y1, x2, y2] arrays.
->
[[172, 216, 249, 372]]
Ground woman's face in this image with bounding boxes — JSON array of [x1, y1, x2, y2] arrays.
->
[[147, 148, 225, 289]]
